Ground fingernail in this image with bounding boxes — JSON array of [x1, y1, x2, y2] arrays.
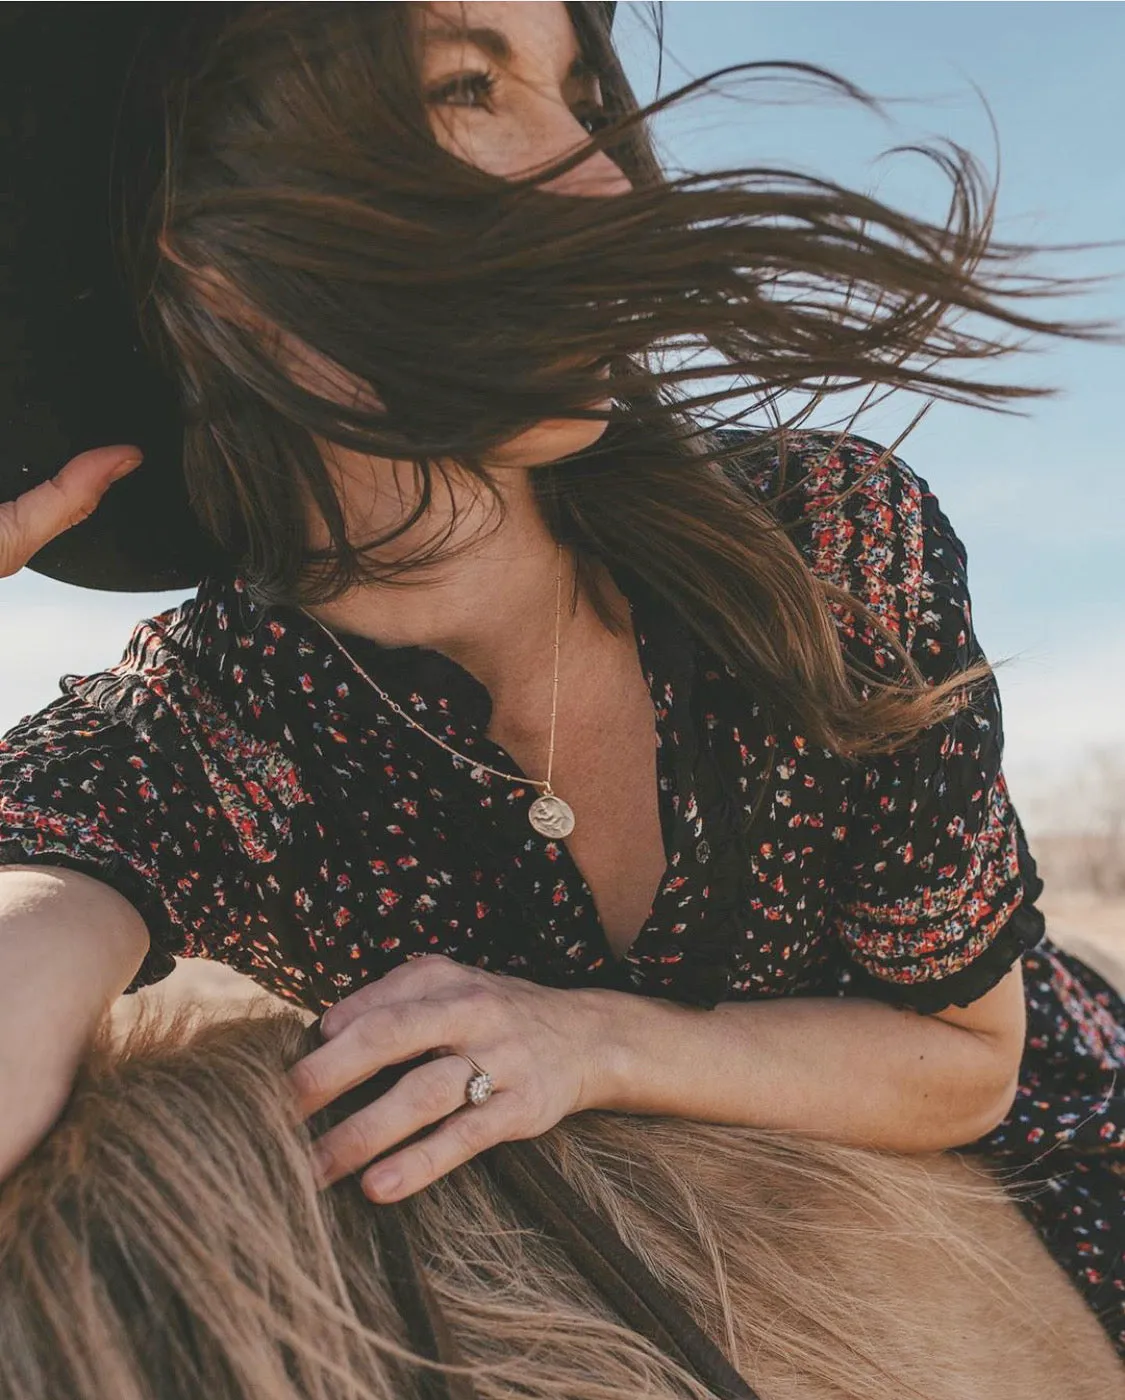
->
[[108, 454, 144, 481], [365, 1167, 401, 1199]]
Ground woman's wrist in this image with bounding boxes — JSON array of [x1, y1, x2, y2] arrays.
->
[[573, 985, 691, 1116]]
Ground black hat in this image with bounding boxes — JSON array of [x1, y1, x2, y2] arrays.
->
[[0, 2, 617, 594]]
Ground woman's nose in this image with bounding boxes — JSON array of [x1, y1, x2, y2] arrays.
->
[[545, 146, 632, 199], [530, 117, 633, 200]]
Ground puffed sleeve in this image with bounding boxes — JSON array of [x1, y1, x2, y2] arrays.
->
[[796, 432, 1045, 1013], [0, 687, 252, 994]]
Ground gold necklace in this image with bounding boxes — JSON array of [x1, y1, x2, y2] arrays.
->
[[297, 542, 576, 839]]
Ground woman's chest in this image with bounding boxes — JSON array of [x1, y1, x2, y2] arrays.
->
[[486, 670, 670, 963], [211, 664, 849, 1006]]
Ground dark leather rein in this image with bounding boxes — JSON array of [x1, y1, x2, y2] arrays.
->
[[310, 1025, 760, 1400]]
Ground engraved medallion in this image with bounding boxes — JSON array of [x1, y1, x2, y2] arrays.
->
[[528, 792, 576, 839]]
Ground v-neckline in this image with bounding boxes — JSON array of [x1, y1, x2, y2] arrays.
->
[[468, 575, 698, 975], [248, 556, 704, 980]]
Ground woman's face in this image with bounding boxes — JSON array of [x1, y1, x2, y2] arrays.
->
[[415, 1, 630, 469], [204, 4, 629, 476], [418, 2, 622, 190]]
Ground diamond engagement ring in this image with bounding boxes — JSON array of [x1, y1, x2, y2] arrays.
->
[[460, 1054, 494, 1107]]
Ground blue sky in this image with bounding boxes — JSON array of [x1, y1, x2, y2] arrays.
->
[[3, 2, 1123, 835]]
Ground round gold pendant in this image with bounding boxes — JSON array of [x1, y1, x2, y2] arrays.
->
[[528, 793, 576, 839]]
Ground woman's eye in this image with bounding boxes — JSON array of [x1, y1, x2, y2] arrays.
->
[[427, 72, 611, 135], [427, 72, 498, 109], [578, 105, 612, 135]]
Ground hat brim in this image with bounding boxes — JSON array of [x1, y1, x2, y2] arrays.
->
[[1, 4, 238, 591], [0, 1, 616, 594]]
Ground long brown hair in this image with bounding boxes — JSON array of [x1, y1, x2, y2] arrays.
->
[[0, 1000, 1119, 1400], [123, 1, 1123, 755]]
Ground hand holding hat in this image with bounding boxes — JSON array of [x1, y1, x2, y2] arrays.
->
[[0, 3, 617, 594], [0, 446, 144, 582], [0, 5, 244, 593]]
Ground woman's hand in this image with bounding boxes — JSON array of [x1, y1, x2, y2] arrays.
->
[[286, 954, 613, 1202], [0, 445, 143, 578]]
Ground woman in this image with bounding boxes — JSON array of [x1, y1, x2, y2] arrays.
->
[[1, 0, 1123, 1360], [2, 999, 1121, 1398]]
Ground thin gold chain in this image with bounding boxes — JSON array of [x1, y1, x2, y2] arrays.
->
[[297, 543, 565, 797]]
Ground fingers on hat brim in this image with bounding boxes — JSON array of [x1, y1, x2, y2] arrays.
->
[[0, 449, 140, 576]]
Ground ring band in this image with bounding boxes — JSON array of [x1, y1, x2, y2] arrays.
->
[[459, 1053, 494, 1107]]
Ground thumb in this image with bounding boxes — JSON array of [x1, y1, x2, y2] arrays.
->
[[0, 446, 144, 580]]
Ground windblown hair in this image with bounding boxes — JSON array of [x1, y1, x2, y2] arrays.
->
[[0, 1001, 1118, 1400], [120, 1, 1122, 753]]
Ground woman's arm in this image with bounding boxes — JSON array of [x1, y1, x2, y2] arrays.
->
[[591, 963, 1027, 1153], [0, 866, 149, 1180], [293, 952, 1027, 1203]]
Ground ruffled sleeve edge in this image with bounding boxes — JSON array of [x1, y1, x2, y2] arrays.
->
[[841, 895, 1045, 1014], [0, 839, 178, 993]]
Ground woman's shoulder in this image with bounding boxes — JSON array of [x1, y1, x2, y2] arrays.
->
[[1, 599, 190, 753], [0, 586, 289, 993], [712, 426, 958, 654], [0, 583, 238, 808], [713, 426, 933, 547], [2, 578, 314, 838]]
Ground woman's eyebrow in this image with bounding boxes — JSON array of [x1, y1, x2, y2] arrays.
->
[[422, 24, 595, 81]]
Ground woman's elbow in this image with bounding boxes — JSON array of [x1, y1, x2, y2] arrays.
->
[[954, 1068, 1021, 1145], [941, 1029, 1024, 1146], [935, 964, 1027, 1147]]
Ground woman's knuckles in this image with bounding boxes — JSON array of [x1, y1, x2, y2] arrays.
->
[[321, 1112, 371, 1169], [414, 1059, 469, 1117], [388, 952, 457, 986], [350, 1000, 425, 1054], [446, 1112, 493, 1157], [288, 1055, 332, 1108]]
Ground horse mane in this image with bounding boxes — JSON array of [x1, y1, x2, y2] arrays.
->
[[0, 1000, 1116, 1400]]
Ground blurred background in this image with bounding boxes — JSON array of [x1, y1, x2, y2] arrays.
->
[[4, 2, 1123, 1006]]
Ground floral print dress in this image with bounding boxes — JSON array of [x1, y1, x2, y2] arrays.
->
[[2, 429, 1123, 1357]]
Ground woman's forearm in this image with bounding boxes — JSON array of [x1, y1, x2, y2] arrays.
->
[[582, 971, 1024, 1154]]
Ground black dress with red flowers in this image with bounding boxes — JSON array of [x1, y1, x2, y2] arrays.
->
[[2, 429, 1123, 1354]]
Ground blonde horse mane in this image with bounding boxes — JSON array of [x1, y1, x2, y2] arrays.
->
[[0, 1000, 1119, 1400]]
